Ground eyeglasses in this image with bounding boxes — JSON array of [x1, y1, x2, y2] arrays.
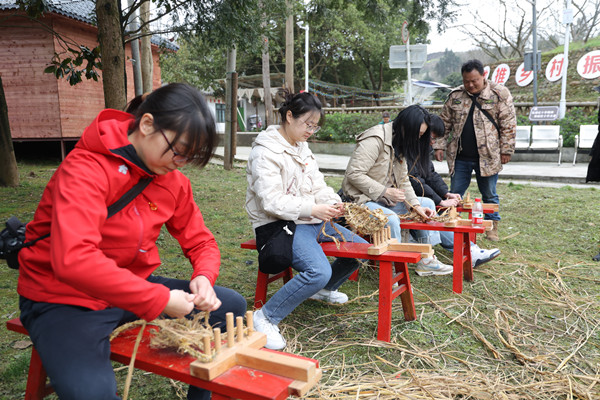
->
[[158, 129, 198, 164], [300, 119, 321, 133]]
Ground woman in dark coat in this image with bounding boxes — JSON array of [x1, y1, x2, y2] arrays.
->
[[586, 106, 600, 183], [587, 89, 600, 260]]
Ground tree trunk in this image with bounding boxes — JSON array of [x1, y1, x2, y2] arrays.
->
[[224, 48, 237, 170], [262, 42, 272, 127], [261, 4, 272, 127], [126, 0, 142, 96], [96, 0, 127, 110], [140, 0, 154, 93], [285, 1, 294, 94], [0, 75, 19, 187]]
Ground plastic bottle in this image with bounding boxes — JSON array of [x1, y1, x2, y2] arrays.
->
[[472, 198, 483, 226]]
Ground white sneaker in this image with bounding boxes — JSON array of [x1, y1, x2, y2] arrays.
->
[[471, 243, 500, 268], [309, 289, 349, 304], [415, 255, 453, 276], [253, 309, 286, 350]]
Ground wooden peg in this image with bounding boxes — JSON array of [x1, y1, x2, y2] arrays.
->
[[246, 311, 254, 333], [226, 312, 234, 347], [203, 334, 211, 357], [236, 316, 244, 342]]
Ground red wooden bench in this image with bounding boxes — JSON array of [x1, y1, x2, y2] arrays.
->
[[436, 204, 499, 244], [241, 239, 421, 342], [6, 318, 319, 400], [399, 221, 486, 294]]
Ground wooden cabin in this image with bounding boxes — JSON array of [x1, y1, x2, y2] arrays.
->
[[0, 0, 173, 157]]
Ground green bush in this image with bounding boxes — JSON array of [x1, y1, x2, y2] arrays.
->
[[552, 107, 597, 147], [315, 113, 382, 142], [315, 107, 597, 147], [517, 114, 530, 125]]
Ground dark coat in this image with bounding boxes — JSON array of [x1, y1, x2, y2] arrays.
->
[[406, 152, 449, 205], [586, 108, 600, 183]]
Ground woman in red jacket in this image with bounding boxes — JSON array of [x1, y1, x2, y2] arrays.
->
[[17, 83, 246, 400]]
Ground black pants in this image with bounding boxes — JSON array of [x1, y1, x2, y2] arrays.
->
[[19, 276, 247, 400]]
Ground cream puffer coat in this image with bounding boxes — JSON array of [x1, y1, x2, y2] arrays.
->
[[342, 123, 420, 208], [245, 125, 341, 229]]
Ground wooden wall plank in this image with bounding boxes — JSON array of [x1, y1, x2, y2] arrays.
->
[[0, 11, 164, 142]]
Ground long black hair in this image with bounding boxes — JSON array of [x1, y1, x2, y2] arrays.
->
[[428, 113, 445, 138], [391, 105, 431, 177], [278, 91, 323, 125], [125, 83, 217, 167]]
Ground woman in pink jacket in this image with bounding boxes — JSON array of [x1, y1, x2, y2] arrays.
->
[[17, 83, 245, 400]]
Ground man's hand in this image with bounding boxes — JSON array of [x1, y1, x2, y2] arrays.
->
[[439, 198, 459, 207], [189, 275, 221, 312], [435, 149, 444, 162], [415, 206, 434, 220], [501, 154, 511, 164], [446, 192, 462, 201]]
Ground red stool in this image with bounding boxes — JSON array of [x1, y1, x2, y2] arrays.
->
[[5, 318, 52, 399], [254, 268, 294, 309], [242, 240, 358, 309]]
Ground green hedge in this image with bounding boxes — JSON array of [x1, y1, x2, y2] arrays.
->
[[315, 113, 382, 142], [317, 108, 597, 147]]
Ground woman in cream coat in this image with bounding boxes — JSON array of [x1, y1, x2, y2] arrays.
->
[[246, 92, 367, 350]]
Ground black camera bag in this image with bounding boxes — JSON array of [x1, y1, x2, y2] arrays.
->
[[0, 177, 152, 270]]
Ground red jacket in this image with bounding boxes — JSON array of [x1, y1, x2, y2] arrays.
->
[[17, 109, 220, 321]]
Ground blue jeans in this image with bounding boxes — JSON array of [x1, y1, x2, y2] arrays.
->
[[261, 222, 367, 324], [19, 278, 247, 400], [365, 197, 442, 246], [450, 159, 500, 221]]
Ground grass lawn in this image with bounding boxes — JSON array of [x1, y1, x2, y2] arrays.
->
[[1, 160, 599, 399]]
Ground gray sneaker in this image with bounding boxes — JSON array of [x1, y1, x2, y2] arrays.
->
[[309, 289, 348, 304], [415, 255, 453, 276], [471, 243, 500, 268], [253, 309, 286, 350]]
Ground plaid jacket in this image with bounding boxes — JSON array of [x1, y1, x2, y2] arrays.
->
[[434, 80, 517, 177]]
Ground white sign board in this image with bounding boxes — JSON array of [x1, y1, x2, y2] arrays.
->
[[401, 21, 409, 44], [515, 62, 534, 87], [529, 106, 559, 121], [389, 44, 428, 69], [491, 63, 510, 85], [545, 54, 565, 82], [577, 50, 600, 79], [483, 66, 491, 80], [563, 8, 574, 24]]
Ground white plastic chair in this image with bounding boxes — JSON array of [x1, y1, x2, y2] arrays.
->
[[515, 126, 531, 150], [530, 125, 563, 165], [573, 125, 598, 165]]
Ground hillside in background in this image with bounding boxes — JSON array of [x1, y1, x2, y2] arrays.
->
[[422, 38, 600, 103]]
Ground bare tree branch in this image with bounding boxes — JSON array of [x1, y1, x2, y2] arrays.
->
[[458, 0, 560, 62]]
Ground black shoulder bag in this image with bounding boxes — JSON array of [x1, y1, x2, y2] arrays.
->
[[472, 97, 500, 135], [254, 220, 296, 274], [0, 177, 152, 269]]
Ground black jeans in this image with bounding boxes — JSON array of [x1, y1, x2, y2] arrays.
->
[[20, 276, 247, 400]]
